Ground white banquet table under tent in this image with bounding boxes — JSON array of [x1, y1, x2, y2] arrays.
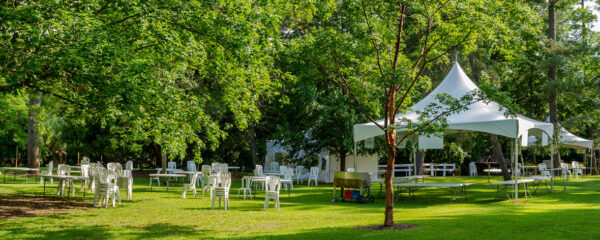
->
[[352, 62, 555, 202], [530, 123, 595, 174]]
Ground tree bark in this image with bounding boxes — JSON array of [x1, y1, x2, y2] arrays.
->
[[27, 91, 42, 169], [548, 0, 561, 169], [339, 147, 346, 172], [250, 123, 259, 166], [383, 93, 397, 227], [415, 150, 425, 175], [490, 134, 511, 181]]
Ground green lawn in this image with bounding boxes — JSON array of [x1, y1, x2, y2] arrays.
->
[[0, 174, 599, 239]]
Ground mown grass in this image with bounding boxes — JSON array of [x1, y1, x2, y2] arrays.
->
[[0, 173, 599, 240]]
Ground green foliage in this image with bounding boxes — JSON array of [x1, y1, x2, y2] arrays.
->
[[0, 93, 28, 159]]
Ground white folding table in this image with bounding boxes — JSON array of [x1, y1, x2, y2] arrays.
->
[[393, 182, 473, 203]]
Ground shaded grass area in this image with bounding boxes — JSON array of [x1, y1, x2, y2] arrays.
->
[[0, 174, 599, 239]]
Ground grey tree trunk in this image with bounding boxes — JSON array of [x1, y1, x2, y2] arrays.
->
[[415, 150, 425, 175], [250, 123, 259, 166], [490, 134, 511, 180], [548, 1, 562, 169], [27, 92, 42, 169]]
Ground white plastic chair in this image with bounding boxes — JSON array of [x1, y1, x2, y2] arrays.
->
[[264, 176, 281, 210], [211, 162, 220, 173], [307, 167, 319, 186], [120, 169, 133, 200], [295, 165, 304, 184], [254, 165, 264, 176], [211, 173, 231, 210], [539, 163, 550, 176], [186, 161, 197, 182], [149, 168, 161, 187], [200, 165, 211, 189], [41, 161, 54, 184], [56, 164, 73, 196], [281, 168, 294, 192], [93, 169, 121, 208], [237, 176, 253, 200], [279, 166, 287, 176], [572, 161, 583, 179], [202, 172, 217, 199], [182, 172, 201, 199], [560, 163, 571, 179], [469, 162, 477, 176], [270, 162, 279, 172], [125, 161, 133, 171]]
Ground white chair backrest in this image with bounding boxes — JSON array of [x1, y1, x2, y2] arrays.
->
[[211, 162, 220, 172], [57, 164, 70, 176], [48, 161, 54, 175], [81, 164, 90, 177], [560, 162, 569, 169], [220, 163, 228, 173], [126, 161, 133, 171], [295, 165, 304, 176], [572, 161, 579, 168], [538, 163, 547, 171], [270, 162, 279, 171], [123, 169, 132, 178], [469, 162, 476, 169], [279, 166, 287, 175], [219, 173, 231, 189], [284, 168, 294, 180], [310, 166, 319, 177], [201, 165, 211, 182], [81, 157, 90, 165], [255, 165, 264, 176], [347, 168, 356, 172], [186, 161, 196, 172], [266, 176, 281, 192], [189, 172, 200, 184], [168, 161, 177, 169]]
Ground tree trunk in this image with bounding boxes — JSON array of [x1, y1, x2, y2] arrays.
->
[[383, 93, 397, 227], [339, 147, 346, 172], [250, 123, 259, 166], [548, 0, 562, 169], [415, 150, 425, 175], [490, 134, 511, 180], [27, 91, 42, 169], [593, 150, 598, 175]]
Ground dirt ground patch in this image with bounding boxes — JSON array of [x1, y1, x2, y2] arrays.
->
[[354, 223, 418, 231], [0, 196, 92, 220]]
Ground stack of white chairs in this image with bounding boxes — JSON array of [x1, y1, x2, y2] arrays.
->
[[182, 172, 201, 199], [120, 169, 133, 200], [186, 161, 197, 182], [80, 164, 91, 192], [572, 161, 583, 179], [93, 169, 121, 208], [237, 176, 253, 200], [294, 165, 304, 184], [264, 176, 281, 210], [469, 162, 477, 176], [307, 166, 320, 186], [202, 167, 217, 198], [56, 164, 73, 196], [41, 161, 54, 184], [211, 173, 231, 210], [270, 162, 279, 172], [89, 163, 102, 193]]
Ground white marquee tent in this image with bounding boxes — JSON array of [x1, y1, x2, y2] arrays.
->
[[353, 62, 556, 202]]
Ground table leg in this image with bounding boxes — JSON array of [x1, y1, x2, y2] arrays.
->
[[43, 177, 46, 195], [167, 178, 170, 192]]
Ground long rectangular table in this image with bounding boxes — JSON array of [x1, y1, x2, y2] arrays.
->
[[42, 174, 89, 199], [371, 175, 430, 196], [393, 182, 473, 203], [489, 179, 534, 202], [149, 173, 186, 191], [2, 167, 40, 184]]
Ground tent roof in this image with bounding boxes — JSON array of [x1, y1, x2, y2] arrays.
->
[[557, 126, 593, 150], [353, 62, 554, 144]]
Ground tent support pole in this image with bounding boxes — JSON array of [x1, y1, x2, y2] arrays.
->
[[514, 138, 519, 203], [354, 142, 357, 170], [550, 136, 554, 193]]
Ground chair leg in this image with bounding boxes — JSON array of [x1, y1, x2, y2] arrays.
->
[[193, 188, 197, 199], [264, 197, 268, 210], [182, 186, 187, 198]]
